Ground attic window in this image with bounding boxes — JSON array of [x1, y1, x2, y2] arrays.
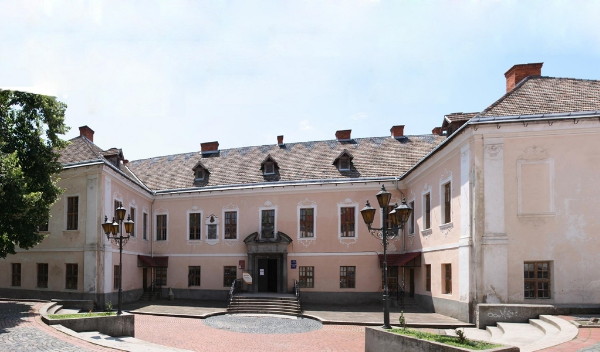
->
[[339, 156, 351, 171], [260, 155, 279, 177], [264, 161, 275, 175], [333, 149, 354, 172], [192, 161, 210, 184], [195, 168, 206, 181]]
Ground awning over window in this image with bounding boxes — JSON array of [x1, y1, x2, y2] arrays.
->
[[378, 252, 421, 267], [137, 255, 168, 267]]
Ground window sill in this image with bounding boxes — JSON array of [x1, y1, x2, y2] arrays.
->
[[63, 230, 80, 235], [439, 222, 453, 230], [299, 236, 316, 240], [421, 229, 432, 236]]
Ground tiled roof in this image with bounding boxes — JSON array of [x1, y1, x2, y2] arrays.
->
[[481, 77, 600, 117], [58, 136, 104, 165], [127, 135, 445, 191]]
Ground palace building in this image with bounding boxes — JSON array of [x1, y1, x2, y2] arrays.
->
[[2, 63, 600, 323]]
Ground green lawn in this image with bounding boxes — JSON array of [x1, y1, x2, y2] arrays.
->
[[48, 312, 116, 319], [389, 328, 501, 350]]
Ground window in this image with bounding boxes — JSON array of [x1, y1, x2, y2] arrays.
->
[[442, 264, 452, 294], [425, 264, 431, 292], [67, 196, 79, 230], [524, 261, 551, 299], [339, 156, 351, 171], [114, 265, 120, 290], [424, 193, 431, 230], [442, 182, 451, 224], [408, 201, 415, 234], [11, 263, 21, 287], [129, 207, 136, 236], [66, 263, 78, 290], [261, 209, 275, 238], [299, 208, 315, 238], [340, 266, 356, 288], [299, 266, 314, 288], [155, 267, 167, 286], [143, 213, 148, 240], [340, 207, 355, 237], [224, 211, 237, 239], [264, 161, 275, 175], [188, 266, 201, 287], [156, 214, 167, 241], [189, 213, 201, 240], [37, 263, 48, 288], [195, 168, 206, 181], [224, 266, 237, 287]]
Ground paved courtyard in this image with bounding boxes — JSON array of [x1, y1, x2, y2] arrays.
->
[[2, 298, 600, 352]]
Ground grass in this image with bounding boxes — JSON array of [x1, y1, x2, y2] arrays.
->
[[48, 312, 116, 319], [389, 328, 502, 350]]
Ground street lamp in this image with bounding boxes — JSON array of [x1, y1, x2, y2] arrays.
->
[[102, 201, 134, 315], [360, 185, 412, 329]]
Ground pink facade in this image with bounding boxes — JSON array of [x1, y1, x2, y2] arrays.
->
[[2, 63, 600, 323]]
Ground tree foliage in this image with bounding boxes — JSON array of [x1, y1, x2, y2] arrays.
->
[[0, 90, 68, 258]]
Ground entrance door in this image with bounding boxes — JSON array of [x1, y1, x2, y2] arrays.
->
[[257, 258, 278, 292], [143, 268, 148, 291]]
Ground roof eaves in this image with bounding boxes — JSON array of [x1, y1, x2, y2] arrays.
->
[[154, 176, 400, 195]]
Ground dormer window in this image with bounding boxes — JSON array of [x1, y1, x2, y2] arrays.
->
[[264, 161, 275, 175], [333, 149, 354, 172], [192, 161, 210, 185], [339, 157, 351, 171], [260, 155, 279, 177], [195, 168, 206, 180]]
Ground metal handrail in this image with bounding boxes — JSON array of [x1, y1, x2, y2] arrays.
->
[[227, 279, 240, 305], [294, 280, 302, 313]]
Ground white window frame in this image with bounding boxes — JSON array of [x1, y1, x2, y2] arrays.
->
[[337, 200, 358, 239], [128, 203, 137, 237], [259, 206, 277, 239], [421, 185, 432, 235], [222, 208, 239, 240], [187, 210, 203, 241], [297, 204, 317, 240], [440, 174, 453, 226], [339, 157, 351, 171], [155, 211, 169, 242], [65, 194, 80, 231], [263, 161, 275, 175]]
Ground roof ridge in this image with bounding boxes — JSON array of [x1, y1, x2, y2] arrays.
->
[[128, 135, 435, 164]]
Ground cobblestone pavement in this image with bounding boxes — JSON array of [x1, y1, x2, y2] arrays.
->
[[135, 314, 365, 352], [0, 300, 114, 352], [204, 315, 322, 334]]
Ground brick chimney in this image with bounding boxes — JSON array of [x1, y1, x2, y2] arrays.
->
[[390, 125, 405, 139], [201, 141, 219, 155], [432, 127, 442, 136], [505, 63, 543, 92], [335, 129, 352, 141], [277, 135, 284, 146], [79, 125, 94, 142]]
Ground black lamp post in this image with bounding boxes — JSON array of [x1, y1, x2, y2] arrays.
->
[[360, 185, 412, 329], [102, 202, 134, 315]]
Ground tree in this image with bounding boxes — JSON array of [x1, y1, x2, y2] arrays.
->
[[0, 90, 68, 258]]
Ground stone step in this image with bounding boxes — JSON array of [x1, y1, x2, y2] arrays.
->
[[47, 304, 63, 315], [228, 294, 302, 316]]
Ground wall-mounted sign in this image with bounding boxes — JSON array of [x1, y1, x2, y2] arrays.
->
[[291, 259, 297, 269], [260, 269, 265, 276], [238, 260, 245, 270], [242, 272, 252, 284]]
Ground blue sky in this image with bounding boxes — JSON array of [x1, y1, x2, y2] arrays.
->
[[2, 0, 600, 160]]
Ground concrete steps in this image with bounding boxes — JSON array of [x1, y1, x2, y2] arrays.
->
[[447, 314, 578, 352], [227, 296, 301, 316]]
